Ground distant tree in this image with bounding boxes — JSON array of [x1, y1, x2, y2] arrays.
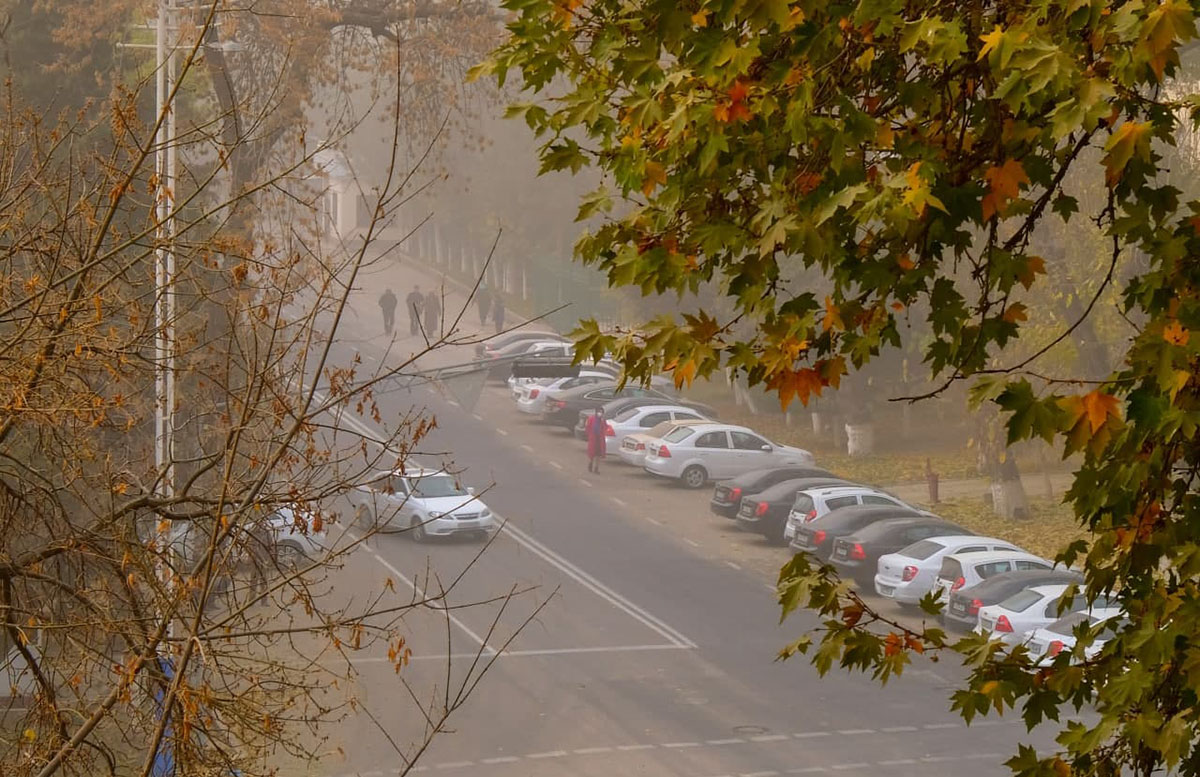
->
[[482, 2, 1200, 776]]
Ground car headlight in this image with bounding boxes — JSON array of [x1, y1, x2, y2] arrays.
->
[[427, 511, 444, 519], [480, 509, 492, 518]]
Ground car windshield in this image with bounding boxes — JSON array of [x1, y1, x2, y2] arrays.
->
[[410, 475, 468, 498], [938, 558, 963, 580], [613, 407, 640, 422], [998, 588, 1044, 613], [899, 539, 944, 561], [792, 494, 814, 512], [1047, 611, 1091, 635], [663, 426, 697, 443]]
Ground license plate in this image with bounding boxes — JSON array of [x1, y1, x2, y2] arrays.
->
[[878, 585, 895, 596], [834, 547, 847, 558], [783, 524, 795, 540], [951, 601, 966, 615]]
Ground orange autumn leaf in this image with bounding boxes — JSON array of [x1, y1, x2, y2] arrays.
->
[[1163, 319, 1190, 346], [981, 159, 1029, 221], [691, 9, 709, 27], [884, 632, 903, 657], [1081, 390, 1120, 433], [673, 358, 698, 389], [822, 295, 844, 333], [641, 161, 667, 196], [1002, 302, 1028, 324], [896, 254, 915, 271], [1017, 255, 1046, 290]]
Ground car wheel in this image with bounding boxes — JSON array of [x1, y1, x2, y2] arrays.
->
[[680, 465, 707, 489], [276, 541, 307, 570], [410, 517, 429, 542]]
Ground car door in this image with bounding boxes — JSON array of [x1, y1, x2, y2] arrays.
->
[[693, 430, 734, 477], [824, 495, 860, 515], [729, 430, 773, 472]]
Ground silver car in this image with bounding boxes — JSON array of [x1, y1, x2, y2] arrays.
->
[[354, 467, 496, 541], [642, 422, 815, 489]]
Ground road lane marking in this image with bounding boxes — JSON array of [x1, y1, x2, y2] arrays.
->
[[363, 546, 490, 650], [685, 538, 701, 548], [879, 726, 917, 733], [663, 742, 700, 748], [787, 769, 828, 774], [922, 722, 959, 730], [707, 738, 745, 745], [611, 496, 627, 507], [525, 750, 568, 759], [520, 443, 534, 452], [550, 461, 563, 470], [573, 747, 613, 755], [876, 760, 916, 766], [480, 756, 519, 764], [919, 756, 957, 763], [616, 744, 656, 752], [724, 561, 742, 570], [435, 761, 473, 769], [741, 772, 779, 777], [793, 731, 831, 739], [829, 764, 870, 771], [580, 479, 593, 487], [472, 413, 483, 421], [642, 516, 663, 526], [836, 729, 874, 735], [500, 522, 697, 648], [750, 734, 789, 742], [348, 644, 688, 664], [495, 427, 508, 436]]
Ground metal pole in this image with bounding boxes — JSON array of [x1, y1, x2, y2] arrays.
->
[[154, 0, 176, 502]]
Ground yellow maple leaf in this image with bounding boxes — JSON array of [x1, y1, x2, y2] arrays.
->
[[822, 295, 844, 333], [691, 9, 708, 27], [641, 161, 667, 197], [673, 358, 698, 389], [1103, 121, 1151, 188], [982, 159, 1029, 220], [1163, 319, 1190, 346], [1081, 390, 1119, 433], [978, 25, 1004, 62]]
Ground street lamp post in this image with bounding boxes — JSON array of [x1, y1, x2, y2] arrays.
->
[[155, 0, 177, 506]]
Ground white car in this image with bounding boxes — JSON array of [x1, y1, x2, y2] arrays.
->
[[514, 371, 614, 413], [874, 535, 1020, 604], [933, 549, 1054, 603], [617, 420, 700, 466], [264, 505, 330, 567], [782, 486, 913, 542], [642, 422, 815, 489], [603, 404, 709, 455], [1026, 608, 1126, 665], [977, 585, 1115, 646], [354, 467, 496, 541]]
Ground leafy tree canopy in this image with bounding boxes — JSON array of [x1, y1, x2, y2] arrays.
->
[[479, 1, 1200, 776]]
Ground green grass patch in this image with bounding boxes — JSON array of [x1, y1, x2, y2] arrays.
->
[[930, 497, 1086, 561]]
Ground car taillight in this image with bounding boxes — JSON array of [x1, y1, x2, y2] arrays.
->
[[605, 423, 615, 436], [550, 400, 566, 409], [529, 388, 540, 399], [995, 615, 1013, 633], [850, 543, 866, 560], [805, 509, 817, 522], [813, 530, 827, 545], [1047, 640, 1064, 657], [754, 502, 769, 517], [729, 487, 742, 502], [636, 442, 645, 450], [951, 576, 966, 591], [968, 598, 983, 615], [902, 565, 918, 582], [658, 445, 671, 458]]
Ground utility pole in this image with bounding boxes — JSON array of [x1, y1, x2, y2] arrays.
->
[[155, 0, 177, 505]]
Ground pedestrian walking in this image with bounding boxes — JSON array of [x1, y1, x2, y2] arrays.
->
[[405, 284, 424, 336], [585, 407, 607, 473], [477, 283, 492, 327], [424, 289, 442, 336], [492, 293, 505, 334], [378, 288, 397, 334]]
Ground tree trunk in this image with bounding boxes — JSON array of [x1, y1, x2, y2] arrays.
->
[[990, 455, 1031, 520]]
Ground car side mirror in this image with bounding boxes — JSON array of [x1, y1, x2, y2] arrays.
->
[[761, 444, 772, 452]]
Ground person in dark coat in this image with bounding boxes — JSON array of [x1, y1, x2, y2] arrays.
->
[[492, 293, 505, 334], [378, 288, 397, 334], [585, 407, 607, 473], [405, 285, 423, 336], [477, 283, 492, 327], [423, 289, 442, 336]]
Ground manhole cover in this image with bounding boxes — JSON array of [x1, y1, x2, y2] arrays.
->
[[732, 725, 769, 735]]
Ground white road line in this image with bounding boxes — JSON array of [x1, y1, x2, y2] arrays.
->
[[525, 750, 568, 759], [793, 731, 831, 739], [643, 516, 663, 526], [750, 734, 790, 742], [920, 756, 957, 763], [707, 738, 745, 745], [788, 768, 828, 774], [965, 753, 1005, 760], [923, 722, 959, 730], [724, 561, 742, 570], [663, 742, 700, 749], [573, 747, 613, 755], [611, 496, 627, 507], [446, 400, 460, 408], [742, 771, 779, 777], [877, 760, 917, 766], [500, 522, 696, 648], [364, 546, 490, 649], [685, 539, 701, 548], [495, 427, 508, 436], [880, 726, 918, 733], [349, 644, 688, 664], [520, 443, 534, 452], [550, 461, 563, 470], [836, 729, 874, 735], [616, 744, 656, 752], [480, 756, 519, 764], [472, 413, 483, 421], [435, 761, 473, 770], [829, 764, 870, 771], [580, 479, 593, 488]]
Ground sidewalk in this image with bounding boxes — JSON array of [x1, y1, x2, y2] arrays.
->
[[884, 472, 1075, 508]]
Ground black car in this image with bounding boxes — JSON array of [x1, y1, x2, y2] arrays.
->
[[943, 568, 1084, 632], [789, 505, 928, 561], [711, 466, 835, 518], [574, 395, 720, 438], [481, 339, 573, 381], [734, 477, 852, 544], [545, 383, 681, 430], [829, 517, 968, 586], [474, 330, 564, 358]]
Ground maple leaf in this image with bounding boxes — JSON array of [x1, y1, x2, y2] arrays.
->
[[728, 81, 749, 104], [1142, 0, 1194, 80], [1002, 302, 1028, 324], [1103, 121, 1150, 187], [641, 161, 667, 196], [896, 254, 915, 271], [822, 295, 844, 333], [691, 9, 708, 27], [673, 358, 698, 389], [712, 102, 731, 123], [978, 24, 1004, 62], [1163, 320, 1190, 346], [1017, 255, 1046, 290], [982, 159, 1029, 220], [884, 632, 902, 657], [1081, 390, 1120, 433]]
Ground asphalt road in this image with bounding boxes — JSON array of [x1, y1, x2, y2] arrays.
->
[[284, 316, 1066, 777]]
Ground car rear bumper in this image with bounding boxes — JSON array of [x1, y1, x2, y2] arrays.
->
[[709, 501, 738, 518], [874, 575, 922, 603]]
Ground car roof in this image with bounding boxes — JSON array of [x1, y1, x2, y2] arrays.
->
[[946, 549, 1044, 564], [847, 517, 964, 541], [961, 568, 1083, 598], [802, 484, 888, 498], [815, 504, 926, 526], [755, 477, 852, 499], [619, 403, 707, 416], [727, 466, 836, 487]]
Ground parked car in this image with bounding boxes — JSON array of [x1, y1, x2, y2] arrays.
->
[[1025, 608, 1126, 665], [789, 505, 929, 561], [481, 339, 574, 381], [575, 395, 719, 438], [642, 422, 816, 488], [509, 360, 618, 396], [352, 466, 496, 541], [514, 371, 614, 414], [735, 477, 854, 544], [787, 486, 913, 533], [601, 404, 709, 454], [616, 420, 705, 466], [941, 568, 1084, 632], [977, 585, 1114, 646], [543, 382, 677, 430], [475, 329, 565, 358], [710, 466, 835, 519], [263, 505, 330, 568], [874, 535, 1021, 604], [830, 517, 969, 586], [933, 549, 1055, 605]]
